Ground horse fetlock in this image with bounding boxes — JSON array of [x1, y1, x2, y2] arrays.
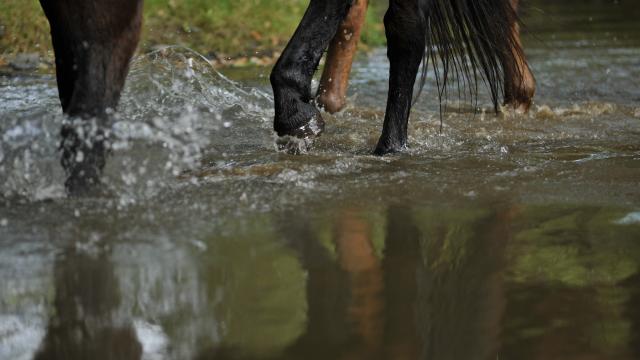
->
[[317, 90, 347, 114]]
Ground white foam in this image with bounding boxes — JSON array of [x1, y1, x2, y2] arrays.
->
[[134, 319, 169, 360], [615, 212, 640, 225], [0, 315, 46, 360]]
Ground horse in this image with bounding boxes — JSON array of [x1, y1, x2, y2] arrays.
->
[[38, 0, 534, 194], [317, 0, 535, 115], [272, 0, 534, 155], [37, 0, 366, 194]]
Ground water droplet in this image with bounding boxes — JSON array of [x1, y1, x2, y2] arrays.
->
[[76, 150, 84, 162]]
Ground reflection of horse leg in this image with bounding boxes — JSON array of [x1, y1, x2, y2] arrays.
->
[[503, 0, 536, 113], [270, 0, 353, 140], [374, 0, 426, 155], [34, 249, 142, 359], [382, 207, 420, 359], [40, 0, 142, 194], [317, 0, 369, 114], [334, 211, 384, 355]]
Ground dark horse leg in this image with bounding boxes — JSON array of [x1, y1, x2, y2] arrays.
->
[[503, 0, 536, 112], [374, 0, 426, 155], [318, 0, 535, 116], [375, 0, 529, 154], [270, 0, 354, 140], [317, 0, 369, 114], [40, 0, 142, 194]]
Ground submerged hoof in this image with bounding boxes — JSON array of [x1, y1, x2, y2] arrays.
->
[[275, 113, 325, 155], [504, 98, 533, 114], [373, 138, 406, 156], [64, 165, 104, 197], [60, 126, 108, 197], [276, 135, 316, 155]]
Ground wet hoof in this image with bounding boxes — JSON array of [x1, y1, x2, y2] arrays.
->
[[65, 168, 104, 197], [276, 113, 325, 155], [373, 138, 406, 156], [276, 135, 316, 155], [504, 75, 535, 114], [504, 98, 533, 114]]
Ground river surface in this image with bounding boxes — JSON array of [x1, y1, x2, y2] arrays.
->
[[1, 1, 640, 359]]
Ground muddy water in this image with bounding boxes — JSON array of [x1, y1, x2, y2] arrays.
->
[[1, 1, 639, 359]]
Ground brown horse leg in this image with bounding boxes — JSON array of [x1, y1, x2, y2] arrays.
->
[[317, 0, 369, 114], [503, 0, 536, 113], [40, 0, 142, 194]]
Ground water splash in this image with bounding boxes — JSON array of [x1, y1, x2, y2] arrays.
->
[[0, 47, 274, 203]]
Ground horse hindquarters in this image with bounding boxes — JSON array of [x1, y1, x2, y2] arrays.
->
[[270, 0, 354, 140], [40, 0, 142, 194]]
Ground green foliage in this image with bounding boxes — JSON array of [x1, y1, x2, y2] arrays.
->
[[199, 216, 307, 355], [1, 0, 386, 60], [508, 206, 640, 287], [143, 0, 309, 55], [0, 0, 51, 55]]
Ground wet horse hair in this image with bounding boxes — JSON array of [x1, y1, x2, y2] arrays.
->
[[271, 0, 533, 154], [316, 0, 535, 116], [420, 0, 529, 112], [38, 0, 533, 194]]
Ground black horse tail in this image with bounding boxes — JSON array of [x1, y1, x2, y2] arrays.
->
[[415, 0, 527, 112]]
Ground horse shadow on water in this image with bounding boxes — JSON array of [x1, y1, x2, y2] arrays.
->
[[32, 205, 515, 359], [37, 0, 535, 195]]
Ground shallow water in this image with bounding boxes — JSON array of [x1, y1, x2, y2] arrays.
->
[[1, 1, 640, 359]]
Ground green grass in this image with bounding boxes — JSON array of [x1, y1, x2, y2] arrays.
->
[[0, 1, 51, 55], [0, 0, 385, 60]]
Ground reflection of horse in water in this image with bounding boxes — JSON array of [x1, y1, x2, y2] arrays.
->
[[34, 248, 142, 360], [192, 206, 510, 360], [30, 206, 510, 360], [39, 0, 534, 194]]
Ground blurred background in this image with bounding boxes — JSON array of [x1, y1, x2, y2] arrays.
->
[[2, 0, 639, 67]]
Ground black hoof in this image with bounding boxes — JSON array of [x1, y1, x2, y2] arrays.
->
[[275, 101, 325, 136], [373, 138, 406, 156], [65, 167, 103, 197], [275, 112, 325, 154]]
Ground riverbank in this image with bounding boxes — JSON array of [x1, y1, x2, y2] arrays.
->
[[0, 0, 385, 73]]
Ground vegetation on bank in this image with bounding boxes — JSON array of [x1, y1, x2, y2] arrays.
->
[[0, 0, 385, 63]]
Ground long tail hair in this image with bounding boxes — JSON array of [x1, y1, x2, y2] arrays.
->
[[416, 0, 529, 113]]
